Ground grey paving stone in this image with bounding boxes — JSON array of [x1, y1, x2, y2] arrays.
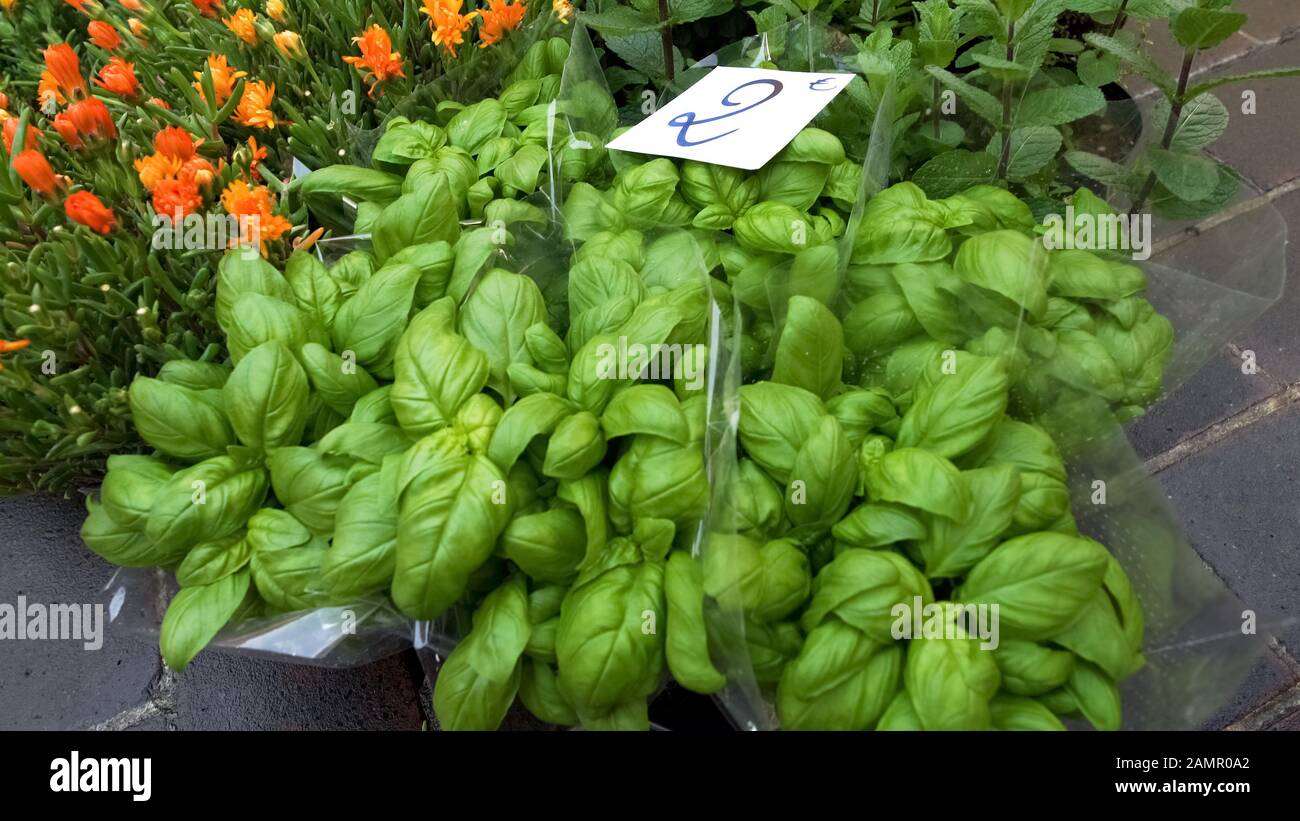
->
[[1239, 0, 1300, 44], [0, 493, 162, 730], [1155, 402, 1300, 658], [1229, 190, 1300, 384], [1202, 652, 1297, 729], [1201, 34, 1300, 191], [172, 649, 425, 730], [1127, 346, 1279, 459]]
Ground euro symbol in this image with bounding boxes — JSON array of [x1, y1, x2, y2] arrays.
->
[[809, 77, 837, 90], [667, 78, 784, 147]]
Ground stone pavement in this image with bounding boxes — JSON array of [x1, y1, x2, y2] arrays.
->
[[3, 6, 1300, 731]]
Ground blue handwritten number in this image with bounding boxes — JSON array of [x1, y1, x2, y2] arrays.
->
[[809, 77, 837, 90], [667, 79, 784, 147]]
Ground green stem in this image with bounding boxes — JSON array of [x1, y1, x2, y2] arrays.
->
[[659, 0, 675, 83], [932, 76, 941, 139], [1105, 0, 1131, 38], [1130, 49, 1195, 214], [997, 20, 1016, 180]]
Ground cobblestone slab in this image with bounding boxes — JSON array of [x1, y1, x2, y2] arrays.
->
[[1155, 403, 1300, 658], [0, 493, 162, 730], [171, 649, 425, 730]]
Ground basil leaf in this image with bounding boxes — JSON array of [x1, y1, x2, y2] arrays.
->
[[175, 532, 251, 587], [160, 570, 249, 671], [459, 269, 548, 398], [393, 450, 511, 620], [917, 465, 1020, 578], [990, 693, 1066, 730], [957, 533, 1109, 639], [128, 377, 235, 462], [501, 507, 586, 583], [299, 342, 379, 418], [776, 620, 900, 730], [285, 251, 342, 332], [772, 296, 843, 401], [863, 447, 971, 522], [664, 550, 726, 695], [392, 330, 490, 437], [737, 382, 826, 484], [146, 455, 268, 557], [993, 639, 1075, 696], [222, 341, 310, 453], [800, 548, 932, 640], [372, 177, 462, 264], [331, 262, 422, 379], [904, 612, 1001, 730]]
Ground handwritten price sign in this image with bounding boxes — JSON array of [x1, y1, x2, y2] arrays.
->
[[607, 66, 854, 170]]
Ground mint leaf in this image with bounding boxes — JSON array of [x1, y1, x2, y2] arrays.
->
[[1146, 147, 1221, 201], [1015, 85, 1106, 127], [913, 150, 999, 198]]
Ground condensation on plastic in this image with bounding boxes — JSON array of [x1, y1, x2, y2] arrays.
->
[[695, 16, 1291, 731], [97, 15, 1290, 733]]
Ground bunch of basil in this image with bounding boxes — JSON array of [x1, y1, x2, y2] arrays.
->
[[80, 44, 1169, 726]]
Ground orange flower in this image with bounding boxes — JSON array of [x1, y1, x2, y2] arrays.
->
[[153, 125, 198, 161], [234, 80, 276, 129], [265, 0, 285, 22], [1, 0, 18, 12], [220, 179, 292, 253], [478, 0, 526, 48], [95, 57, 140, 98], [343, 24, 405, 92], [15, 150, 58, 196], [127, 17, 147, 37], [88, 21, 123, 50], [181, 155, 216, 188], [65, 190, 116, 234], [152, 177, 203, 218], [193, 0, 222, 17], [272, 30, 303, 59], [2, 116, 40, 155], [119, 0, 143, 9], [421, 0, 476, 58], [38, 73, 67, 111], [552, 0, 572, 23], [63, 0, 87, 11], [43, 44, 87, 100], [0, 91, 7, 110], [223, 8, 259, 45], [245, 135, 267, 180], [194, 54, 246, 106], [65, 97, 117, 142], [146, 96, 171, 110], [134, 152, 182, 189]]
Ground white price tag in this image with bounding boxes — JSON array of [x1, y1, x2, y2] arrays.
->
[[607, 66, 854, 170]]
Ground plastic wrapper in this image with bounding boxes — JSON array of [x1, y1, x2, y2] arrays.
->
[[95, 15, 1288, 731]]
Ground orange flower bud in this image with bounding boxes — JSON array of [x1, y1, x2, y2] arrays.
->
[[65, 190, 117, 234], [88, 20, 123, 50], [95, 57, 140, 98], [14, 150, 58, 196]]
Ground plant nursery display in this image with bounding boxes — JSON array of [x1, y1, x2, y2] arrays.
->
[[0, 0, 1296, 733]]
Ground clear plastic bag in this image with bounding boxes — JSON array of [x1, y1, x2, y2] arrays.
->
[[97, 15, 1288, 732]]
